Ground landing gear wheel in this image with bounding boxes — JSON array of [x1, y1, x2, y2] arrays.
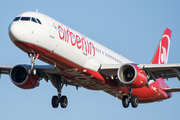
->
[[27, 68, 36, 76], [51, 75, 69, 108], [131, 95, 138, 108], [52, 96, 59, 108], [32, 68, 36, 76], [60, 96, 68, 108], [27, 68, 31, 75], [122, 95, 129, 108]]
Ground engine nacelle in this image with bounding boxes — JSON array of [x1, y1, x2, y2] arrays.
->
[[117, 63, 147, 88], [10, 65, 39, 89]]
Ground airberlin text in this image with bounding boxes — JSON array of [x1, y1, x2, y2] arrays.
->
[[58, 25, 95, 56]]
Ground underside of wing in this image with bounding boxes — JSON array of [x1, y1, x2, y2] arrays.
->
[[0, 65, 14, 74], [99, 63, 180, 81], [138, 63, 180, 81], [100, 64, 121, 77], [0, 64, 79, 87]]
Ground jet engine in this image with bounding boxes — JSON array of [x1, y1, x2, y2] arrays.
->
[[10, 65, 39, 89], [117, 63, 147, 88]]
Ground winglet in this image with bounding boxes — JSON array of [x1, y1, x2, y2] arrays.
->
[[151, 28, 172, 64]]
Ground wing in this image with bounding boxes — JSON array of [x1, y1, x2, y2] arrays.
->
[[0, 64, 79, 87], [100, 64, 121, 77], [137, 63, 180, 81], [0, 64, 59, 77], [0, 65, 14, 75], [100, 63, 180, 81]]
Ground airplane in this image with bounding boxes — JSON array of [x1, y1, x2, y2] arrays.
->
[[1, 11, 180, 109]]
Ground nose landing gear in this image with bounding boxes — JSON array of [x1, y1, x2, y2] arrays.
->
[[27, 53, 39, 76]]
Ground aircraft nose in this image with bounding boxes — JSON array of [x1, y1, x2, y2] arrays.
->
[[9, 22, 24, 42]]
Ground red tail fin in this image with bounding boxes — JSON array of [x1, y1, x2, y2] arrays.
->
[[151, 28, 172, 64]]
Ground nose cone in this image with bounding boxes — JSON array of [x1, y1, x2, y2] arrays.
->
[[9, 22, 24, 43]]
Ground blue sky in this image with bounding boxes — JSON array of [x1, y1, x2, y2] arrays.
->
[[1, 0, 180, 120]]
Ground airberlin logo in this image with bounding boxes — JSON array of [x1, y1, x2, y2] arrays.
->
[[56, 24, 95, 56], [159, 35, 170, 64], [160, 46, 166, 64]]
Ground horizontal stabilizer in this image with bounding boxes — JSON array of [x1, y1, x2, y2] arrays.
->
[[163, 88, 180, 92]]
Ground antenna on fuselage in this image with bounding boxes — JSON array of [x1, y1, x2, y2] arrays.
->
[[36, 9, 38, 13]]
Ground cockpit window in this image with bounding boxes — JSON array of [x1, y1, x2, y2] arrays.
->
[[13, 17, 20, 21], [21, 17, 30, 21], [31, 17, 37, 23], [13, 16, 42, 25], [36, 18, 42, 24]]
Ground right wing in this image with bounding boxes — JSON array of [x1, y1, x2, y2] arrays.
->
[[138, 63, 180, 81], [99, 63, 180, 81]]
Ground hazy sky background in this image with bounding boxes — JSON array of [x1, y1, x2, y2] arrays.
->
[[1, 0, 180, 120]]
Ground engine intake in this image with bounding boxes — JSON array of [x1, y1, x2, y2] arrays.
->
[[10, 65, 39, 89], [117, 63, 147, 88]]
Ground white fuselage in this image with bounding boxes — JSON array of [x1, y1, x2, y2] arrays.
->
[[9, 12, 132, 72]]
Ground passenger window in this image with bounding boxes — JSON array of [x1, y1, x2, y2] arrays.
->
[[31, 17, 37, 23], [36, 18, 42, 24], [13, 17, 20, 21], [21, 17, 30, 21]]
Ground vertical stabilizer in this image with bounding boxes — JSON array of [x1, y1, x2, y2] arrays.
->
[[151, 28, 172, 64]]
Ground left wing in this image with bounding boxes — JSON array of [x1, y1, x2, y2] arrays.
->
[[0, 64, 59, 75], [100, 63, 180, 81], [0, 65, 79, 87], [0, 65, 14, 75]]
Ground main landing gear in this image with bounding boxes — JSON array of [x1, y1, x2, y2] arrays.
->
[[51, 76, 68, 108], [122, 88, 138, 108], [27, 53, 68, 108]]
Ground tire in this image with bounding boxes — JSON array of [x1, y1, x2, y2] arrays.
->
[[60, 96, 68, 108], [32, 69, 36, 76], [122, 95, 129, 108], [52, 96, 59, 108], [27, 68, 31, 75], [131, 95, 138, 108]]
